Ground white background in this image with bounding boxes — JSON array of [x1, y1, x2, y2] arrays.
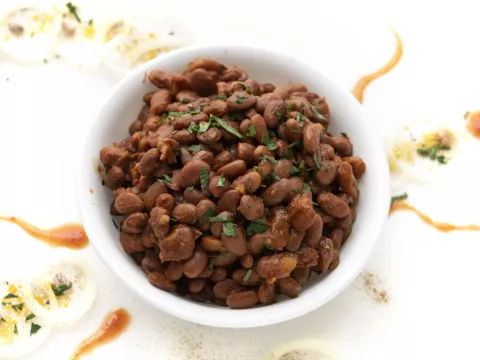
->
[[1, 0, 480, 359]]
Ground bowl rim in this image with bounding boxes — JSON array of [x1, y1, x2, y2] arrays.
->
[[76, 43, 390, 328]]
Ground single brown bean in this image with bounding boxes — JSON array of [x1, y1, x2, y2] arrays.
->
[[343, 157, 366, 178], [303, 123, 325, 154], [189, 58, 225, 73], [249, 233, 266, 255], [251, 114, 268, 143], [286, 177, 305, 202], [227, 91, 257, 111], [149, 207, 170, 239], [183, 247, 208, 278], [122, 212, 148, 234], [219, 68, 243, 82], [202, 100, 228, 117], [166, 261, 183, 281], [288, 194, 316, 231], [137, 148, 158, 175], [143, 181, 168, 211], [120, 232, 146, 253], [253, 145, 273, 162], [211, 252, 238, 267], [329, 249, 340, 270], [115, 192, 144, 214], [286, 228, 305, 252], [317, 192, 350, 218], [155, 193, 175, 213], [213, 150, 232, 171], [261, 178, 292, 206], [191, 150, 214, 167], [196, 127, 222, 145], [304, 214, 324, 248], [256, 253, 297, 281], [195, 199, 217, 231], [189, 68, 218, 96], [240, 254, 254, 269], [176, 90, 199, 103], [275, 140, 289, 158], [129, 120, 143, 135], [296, 246, 319, 268], [198, 265, 213, 278], [274, 159, 292, 179], [141, 251, 162, 273], [178, 159, 211, 187], [106, 166, 125, 189], [324, 135, 353, 156], [150, 89, 171, 114], [318, 237, 334, 271], [258, 282, 276, 305], [142, 226, 156, 248], [263, 100, 286, 128], [278, 277, 301, 298], [148, 69, 170, 88], [221, 226, 248, 256], [329, 228, 344, 250], [188, 278, 207, 293], [199, 236, 225, 253], [213, 279, 244, 299], [315, 160, 338, 186], [100, 146, 127, 167], [237, 143, 255, 163], [172, 203, 197, 224], [210, 266, 227, 282], [209, 175, 231, 198], [217, 190, 242, 214], [143, 91, 155, 104], [239, 195, 265, 220], [232, 268, 261, 286], [337, 161, 356, 196], [183, 187, 205, 205], [291, 268, 310, 285], [231, 172, 262, 194], [159, 225, 197, 261], [226, 290, 259, 309], [239, 119, 253, 137], [272, 86, 289, 99], [147, 271, 176, 292]]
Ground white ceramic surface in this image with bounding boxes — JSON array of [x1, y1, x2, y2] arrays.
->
[[76, 44, 390, 328]]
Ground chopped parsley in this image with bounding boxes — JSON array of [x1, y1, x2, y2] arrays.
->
[[66, 2, 81, 22], [52, 282, 72, 297], [288, 141, 299, 149], [4, 293, 17, 299], [290, 165, 300, 175], [12, 303, 24, 312], [217, 173, 226, 187], [287, 103, 295, 111], [209, 259, 215, 271], [216, 95, 228, 101], [296, 112, 307, 122], [247, 125, 256, 137], [186, 186, 195, 191], [200, 166, 209, 190], [313, 153, 329, 172], [198, 119, 212, 133], [157, 174, 172, 184], [243, 269, 253, 282], [26, 313, 36, 321], [13, 324, 18, 335], [303, 182, 311, 193], [235, 95, 249, 104], [260, 156, 279, 165], [247, 219, 269, 236], [271, 174, 281, 181], [168, 111, 201, 117], [416, 144, 450, 164], [291, 129, 301, 134], [223, 222, 236, 236], [187, 121, 199, 134], [187, 145, 201, 153], [30, 323, 41, 336], [208, 216, 230, 222], [202, 207, 216, 222], [210, 115, 243, 139], [391, 192, 408, 205], [261, 135, 277, 150], [88, 19, 93, 26], [311, 105, 326, 121], [235, 82, 252, 94]]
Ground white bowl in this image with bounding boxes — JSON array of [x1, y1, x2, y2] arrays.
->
[[76, 45, 390, 328]]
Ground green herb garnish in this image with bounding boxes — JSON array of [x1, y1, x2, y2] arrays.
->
[[210, 115, 243, 139], [313, 153, 329, 172], [291, 129, 301, 134], [341, 132, 348, 138], [311, 105, 326, 121], [88, 19, 93, 26], [260, 156, 279, 165], [200, 166, 209, 190], [13, 324, 18, 335], [187, 145, 201, 153], [4, 294, 17, 299], [416, 144, 450, 164], [243, 269, 253, 282], [287, 103, 295, 111], [216, 95, 228, 101], [66, 2, 81, 22], [208, 216, 230, 222], [198, 119, 212, 133], [247, 125, 256, 137], [168, 111, 201, 117], [30, 323, 41, 336], [223, 222, 236, 236], [186, 186, 195, 191], [247, 219, 269, 236], [202, 207, 216, 222], [26, 313, 36, 321], [271, 174, 280, 181], [391, 193, 408, 205], [235, 82, 252, 94], [261, 135, 277, 150], [303, 182, 311, 193], [187, 121, 199, 134], [290, 165, 300, 175], [12, 303, 24, 312], [51, 282, 72, 297], [296, 112, 307, 122], [217, 173, 226, 187], [235, 95, 249, 104], [209, 259, 215, 271]]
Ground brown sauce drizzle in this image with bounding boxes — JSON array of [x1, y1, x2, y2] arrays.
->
[[352, 28, 403, 104], [70, 308, 131, 360], [0, 216, 89, 249], [390, 201, 480, 232], [465, 111, 480, 139]]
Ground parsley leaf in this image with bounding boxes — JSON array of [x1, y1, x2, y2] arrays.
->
[[30, 323, 41, 336], [235, 95, 249, 104], [4, 294, 17, 299], [186, 186, 195, 191], [209, 259, 215, 271], [287, 103, 295, 111], [296, 112, 307, 122], [313, 153, 329, 172], [391, 193, 408, 205], [290, 165, 300, 175], [271, 174, 280, 181], [157, 174, 172, 184], [247, 219, 269, 236], [247, 125, 256, 137], [187, 121, 199, 134], [198, 119, 212, 133], [187, 145, 201, 153], [168, 111, 200, 117], [200, 166, 209, 190], [217, 173, 226, 187], [210, 115, 243, 139], [303, 182, 311, 193], [208, 216, 230, 222], [13, 324, 18, 335], [235, 81, 252, 94], [416, 144, 450, 164], [202, 207, 216, 222], [311, 105, 326, 121], [243, 269, 253, 282], [26, 313, 36, 321], [12, 303, 24, 312], [52, 282, 72, 297], [223, 222, 236, 236], [260, 156, 279, 165], [261, 135, 277, 150], [66, 2, 81, 22]]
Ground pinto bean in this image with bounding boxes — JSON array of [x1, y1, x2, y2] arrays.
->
[[202, 100, 228, 117], [278, 277, 301, 298], [254, 145, 274, 163], [213, 279, 244, 299], [249, 233, 266, 255], [286, 228, 305, 252], [211, 252, 238, 267], [210, 211, 233, 237], [178, 159, 211, 187], [106, 166, 125, 190], [120, 232, 146, 253], [227, 91, 257, 111], [261, 178, 292, 206], [264, 210, 289, 251], [226, 290, 259, 309], [284, 118, 304, 141], [100, 146, 127, 167], [189, 278, 207, 293], [183, 187, 205, 205], [296, 246, 319, 268], [324, 135, 353, 156], [150, 89, 171, 114], [213, 150, 232, 171], [291, 268, 310, 285], [232, 268, 261, 286], [115, 192, 144, 214], [217, 190, 242, 214], [159, 225, 197, 261], [251, 114, 268, 143], [122, 212, 148, 234], [165, 261, 183, 281], [143, 181, 168, 211], [148, 271, 176, 292], [239, 195, 265, 220], [189, 68, 218, 96], [303, 123, 325, 154], [317, 192, 350, 218], [256, 253, 297, 281], [183, 247, 208, 278], [274, 159, 292, 179], [221, 226, 248, 256], [315, 160, 338, 186], [172, 203, 198, 224], [197, 127, 222, 145], [337, 161, 356, 196], [232, 172, 262, 193], [209, 175, 231, 198], [288, 194, 316, 231], [155, 193, 175, 213], [237, 143, 255, 163], [304, 214, 324, 248], [263, 100, 286, 128], [210, 267, 227, 282], [318, 237, 334, 272], [343, 157, 366, 178], [258, 282, 276, 305], [200, 236, 225, 253]]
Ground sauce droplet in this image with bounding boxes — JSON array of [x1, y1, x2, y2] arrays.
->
[[352, 27, 403, 104], [0, 216, 89, 249], [465, 111, 480, 139], [390, 201, 480, 232], [70, 308, 131, 360]]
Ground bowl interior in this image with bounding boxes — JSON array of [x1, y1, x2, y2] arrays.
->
[[78, 45, 390, 328]]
